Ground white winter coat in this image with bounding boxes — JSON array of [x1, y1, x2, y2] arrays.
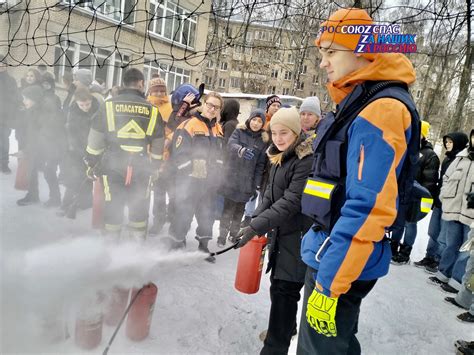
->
[[440, 148, 474, 226]]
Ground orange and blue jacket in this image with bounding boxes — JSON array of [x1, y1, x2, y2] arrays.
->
[[169, 112, 224, 179], [301, 53, 417, 298]]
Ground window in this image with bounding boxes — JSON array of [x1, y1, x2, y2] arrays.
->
[[301, 65, 307, 74], [416, 90, 421, 98], [269, 86, 276, 94], [310, 91, 317, 97], [149, 0, 197, 49], [143, 61, 191, 91], [230, 77, 240, 88], [312, 74, 317, 83], [220, 62, 228, 71], [53, 39, 77, 81], [287, 53, 293, 64], [245, 31, 253, 42], [204, 75, 212, 86], [271, 69, 278, 79], [282, 88, 290, 95], [207, 60, 213, 68], [284, 71, 292, 80], [63, 0, 136, 25], [218, 78, 226, 88], [297, 81, 304, 90]]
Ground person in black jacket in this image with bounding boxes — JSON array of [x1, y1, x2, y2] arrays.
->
[[0, 55, 21, 173], [220, 99, 240, 145], [58, 88, 100, 215], [235, 107, 314, 355], [218, 109, 268, 247], [415, 131, 469, 270], [391, 121, 440, 264]]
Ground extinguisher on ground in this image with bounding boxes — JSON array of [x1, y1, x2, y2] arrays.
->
[[92, 178, 104, 229], [104, 287, 130, 326], [126, 283, 158, 341], [235, 235, 268, 294], [74, 293, 104, 350]]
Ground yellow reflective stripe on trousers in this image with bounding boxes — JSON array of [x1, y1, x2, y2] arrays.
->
[[105, 224, 121, 232], [103, 175, 111, 201], [86, 145, 105, 155], [146, 107, 158, 136], [120, 145, 143, 153], [420, 197, 433, 213], [303, 179, 335, 200], [129, 221, 147, 229], [106, 101, 115, 132]]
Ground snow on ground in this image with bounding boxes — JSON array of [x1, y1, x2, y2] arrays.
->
[[0, 133, 471, 355]]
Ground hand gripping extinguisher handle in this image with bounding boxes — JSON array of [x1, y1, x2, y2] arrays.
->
[[102, 287, 144, 355]]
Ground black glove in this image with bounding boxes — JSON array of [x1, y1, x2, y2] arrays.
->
[[83, 155, 99, 181], [466, 192, 474, 209], [235, 226, 257, 248]]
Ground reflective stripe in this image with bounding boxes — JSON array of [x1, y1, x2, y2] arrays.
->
[[86, 146, 104, 155], [146, 107, 158, 136], [216, 159, 223, 164], [117, 119, 146, 139], [303, 180, 335, 200], [106, 101, 115, 132], [177, 160, 191, 170], [129, 221, 147, 229], [103, 175, 111, 201], [150, 153, 163, 160], [120, 145, 143, 153], [420, 197, 433, 213], [105, 223, 121, 232]]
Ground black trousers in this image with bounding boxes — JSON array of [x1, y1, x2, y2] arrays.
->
[[296, 267, 376, 355], [61, 153, 92, 209], [0, 127, 11, 168], [168, 176, 216, 242], [101, 172, 151, 234], [219, 198, 246, 239], [260, 273, 304, 355], [153, 172, 175, 225], [27, 156, 61, 200]]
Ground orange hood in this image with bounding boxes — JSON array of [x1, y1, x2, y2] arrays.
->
[[327, 53, 416, 104]]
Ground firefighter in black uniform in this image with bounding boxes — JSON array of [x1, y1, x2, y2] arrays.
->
[[85, 68, 165, 240]]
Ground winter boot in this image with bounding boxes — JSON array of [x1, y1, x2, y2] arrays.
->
[[440, 283, 458, 294], [391, 244, 411, 265], [17, 193, 40, 206], [195, 236, 211, 253], [240, 215, 251, 228], [390, 239, 400, 258], [445, 297, 468, 310], [457, 312, 474, 323], [456, 340, 474, 351], [44, 196, 61, 208], [425, 260, 439, 274], [217, 228, 228, 248], [414, 256, 435, 268]]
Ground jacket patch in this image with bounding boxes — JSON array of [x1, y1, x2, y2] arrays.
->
[[175, 135, 183, 148]]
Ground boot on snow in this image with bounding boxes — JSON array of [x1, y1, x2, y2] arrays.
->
[[195, 236, 211, 253], [391, 244, 412, 265], [17, 193, 40, 206], [390, 239, 400, 258], [456, 340, 474, 351], [44, 196, 61, 208], [414, 256, 435, 268], [457, 312, 474, 323]]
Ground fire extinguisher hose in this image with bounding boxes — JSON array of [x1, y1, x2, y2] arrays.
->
[[102, 286, 144, 355], [205, 241, 239, 263]]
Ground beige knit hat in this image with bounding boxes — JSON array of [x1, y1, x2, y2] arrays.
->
[[270, 107, 301, 135]]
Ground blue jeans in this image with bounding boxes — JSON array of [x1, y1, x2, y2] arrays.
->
[[391, 222, 417, 246], [426, 207, 442, 260], [438, 221, 470, 283]]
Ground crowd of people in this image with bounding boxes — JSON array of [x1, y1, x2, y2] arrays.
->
[[0, 6, 472, 355]]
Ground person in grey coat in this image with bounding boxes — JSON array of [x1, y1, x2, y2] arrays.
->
[[218, 109, 268, 247], [235, 107, 314, 355]]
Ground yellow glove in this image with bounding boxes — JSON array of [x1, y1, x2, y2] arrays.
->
[[306, 288, 338, 337]]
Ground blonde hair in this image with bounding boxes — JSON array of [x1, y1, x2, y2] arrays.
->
[[204, 91, 224, 110]]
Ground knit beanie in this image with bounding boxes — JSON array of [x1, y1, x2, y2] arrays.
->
[[421, 120, 430, 139], [246, 108, 266, 126], [74, 69, 93, 87], [299, 96, 321, 117], [315, 8, 376, 61], [22, 85, 43, 103], [148, 77, 167, 94], [266, 95, 281, 112], [270, 107, 301, 136]]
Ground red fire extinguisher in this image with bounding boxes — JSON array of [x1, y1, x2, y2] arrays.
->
[[92, 178, 104, 229], [235, 235, 268, 294], [74, 296, 104, 350], [104, 287, 130, 326], [125, 283, 158, 341], [14, 155, 28, 190]]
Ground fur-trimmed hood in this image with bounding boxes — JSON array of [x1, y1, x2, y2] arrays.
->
[[236, 122, 270, 143], [267, 133, 314, 166]]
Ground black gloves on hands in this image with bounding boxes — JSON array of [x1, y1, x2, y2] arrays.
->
[[235, 226, 257, 248]]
